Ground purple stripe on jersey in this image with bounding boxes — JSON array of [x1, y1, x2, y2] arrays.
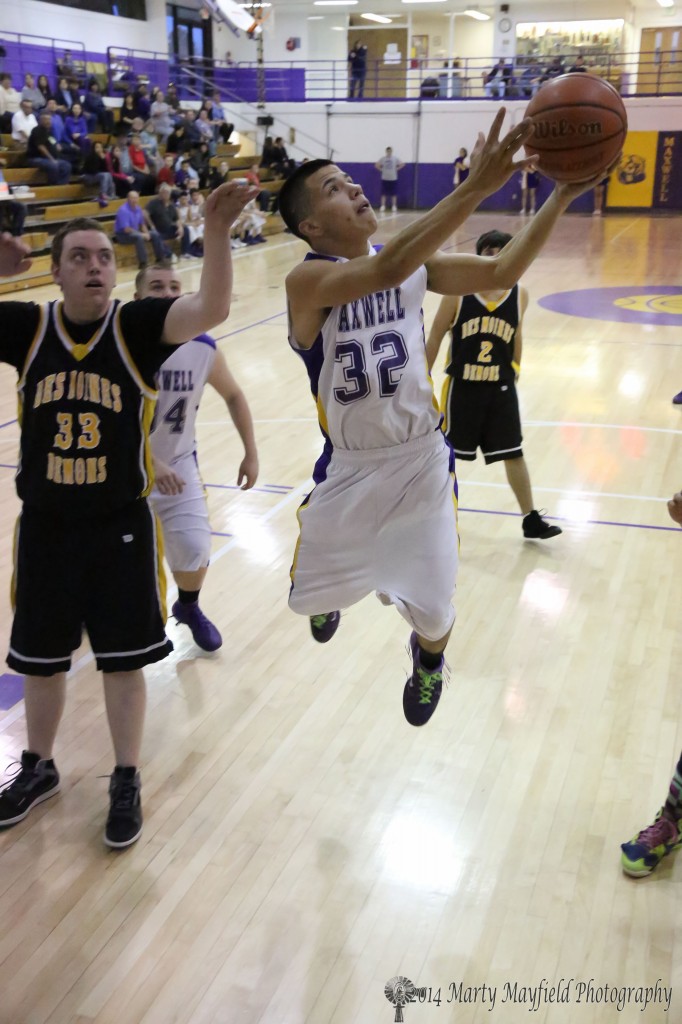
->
[[312, 435, 333, 485], [295, 331, 325, 401], [304, 252, 339, 263], [193, 333, 217, 349]]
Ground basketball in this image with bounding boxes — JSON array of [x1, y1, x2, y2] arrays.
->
[[523, 73, 628, 183]]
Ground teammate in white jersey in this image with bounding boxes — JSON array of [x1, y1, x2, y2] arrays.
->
[[136, 266, 259, 652], [279, 109, 608, 727]]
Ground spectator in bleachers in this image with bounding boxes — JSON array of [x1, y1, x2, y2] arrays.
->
[[157, 152, 177, 189], [113, 189, 171, 268], [0, 73, 20, 133], [244, 162, 272, 212], [83, 81, 114, 135], [133, 84, 151, 122], [260, 135, 279, 175], [208, 159, 229, 192], [190, 141, 211, 189], [57, 50, 76, 79], [196, 109, 216, 155], [150, 90, 173, 142], [11, 99, 38, 145], [273, 137, 295, 178], [37, 75, 53, 106], [131, 117, 162, 171], [175, 156, 198, 191], [105, 142, 136, 197], [206, 92, 234, 143], [540, 55, 565, 82], [27, 111, 71, 184], [0, 159, 26, 236], [128, 133, 156, 194], [44, 98, 78, 165], [183, 110, 202, 147], [21, 73, 46, 112], [166, 83, 181, 116], [64, 102, 91, 158], [54, 77, 76, 115], [147, 182, 190, 258], [186, 189, 205, 254], [119, 93, 137, 134], [166, 121, 192, 160], [82, 140, 115, 206]]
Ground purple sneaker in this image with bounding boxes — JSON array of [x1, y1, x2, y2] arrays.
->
[[310, 611, 340, 643], [172, 599, 222, 652], [403, 632, 444, 727]]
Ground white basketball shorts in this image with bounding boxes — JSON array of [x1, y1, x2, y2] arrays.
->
[[149, 452, 211, 573], [289, 430, 459, 641]]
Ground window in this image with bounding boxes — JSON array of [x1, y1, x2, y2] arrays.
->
[[42, 0, 147, 20]]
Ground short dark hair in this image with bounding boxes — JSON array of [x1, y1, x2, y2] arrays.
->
[[51, 218, 111, 266], [278, 158, 333, 241], [134, 263, 173, 293], [476, 229, 513, 255]]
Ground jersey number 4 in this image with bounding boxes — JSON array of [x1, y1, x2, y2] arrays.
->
[[151, 397, 188, 434], [333, 331, 409, 405]]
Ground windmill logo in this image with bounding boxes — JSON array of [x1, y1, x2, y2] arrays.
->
[[384, 976, 417, 1022]]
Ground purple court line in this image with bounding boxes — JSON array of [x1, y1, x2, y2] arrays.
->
[[0, 419, 17, 431], [0, 463, 16, 470], [205, 483, 293, 495], [213, 310, 286, 343], [210, 530, 232, 538], [459, 506, 681, 533]]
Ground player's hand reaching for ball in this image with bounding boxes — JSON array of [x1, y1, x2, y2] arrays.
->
[[466, 109, 538, 195], [237, 452, 259, 491], [668, 491, 682, 527], [0, 232, 32, 279], [204, 181, 261, 230], [553, 154, 622, 202]]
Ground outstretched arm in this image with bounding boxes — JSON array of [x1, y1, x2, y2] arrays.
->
[[425, 295, 460, 372], [207, 349, 259, 489], [0, 233, 32, 277], [162, 181, 259, 346]]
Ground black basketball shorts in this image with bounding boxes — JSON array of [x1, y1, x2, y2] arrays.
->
[[441, 377, 523, 464], [7, 499, 173, 676]]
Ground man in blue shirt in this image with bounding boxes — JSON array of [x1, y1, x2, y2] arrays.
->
[[114, 190, 170, 268]]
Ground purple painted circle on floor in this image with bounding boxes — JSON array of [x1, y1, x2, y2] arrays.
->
[[538, 286, 682, 326]]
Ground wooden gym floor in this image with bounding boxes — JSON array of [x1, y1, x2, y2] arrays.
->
[[0, 208, 681, 1024]]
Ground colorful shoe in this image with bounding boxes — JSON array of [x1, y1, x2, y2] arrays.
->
[[621, 809, 682, 877], [403, 633, 444, 727], [310, 611, 340, 643], [105, 766, 143, 849], [523, 509, 562, 540], [0, 750, 60, 826], [172, 599, 223, 652], [673, 391, 682, 405]]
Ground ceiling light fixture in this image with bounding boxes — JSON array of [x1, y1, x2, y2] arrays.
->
[[656, 0, 674, 7], [463, 8, 491, 19], [314, 1, 358, 5], [361, 11, 393, 21], [401, 1, 447, 5]]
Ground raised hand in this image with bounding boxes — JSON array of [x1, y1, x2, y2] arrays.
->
[[0, 233, 32, 279], [466, 108, 538, 195], [554, 154, 622, 203], [204, 181, 261, 231]]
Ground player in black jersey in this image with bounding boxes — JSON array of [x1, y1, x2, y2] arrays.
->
[[0, 180, 258, 848], [426, 228, 561, 541]]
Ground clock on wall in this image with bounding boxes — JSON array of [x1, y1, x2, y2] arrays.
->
[[498, 16, 512, 33]]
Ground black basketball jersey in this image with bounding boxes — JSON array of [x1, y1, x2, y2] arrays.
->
[[445, 286, 519, 385], [13, 299, 168, 517]]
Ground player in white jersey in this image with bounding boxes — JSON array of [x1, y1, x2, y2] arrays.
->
[[279, 108, 608, 727], [135, 266, 258, 652]]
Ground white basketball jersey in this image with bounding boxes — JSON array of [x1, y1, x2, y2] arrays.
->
[[151, 334, 216, 465], [289, 248, 441, 450]]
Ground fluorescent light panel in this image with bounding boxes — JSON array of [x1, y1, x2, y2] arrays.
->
[[314, 1, 357, 5], [401, 1, 447, 5], [463, 8, 490, 19], [361, 11, 393, 21], [657, 0, 674, 7]]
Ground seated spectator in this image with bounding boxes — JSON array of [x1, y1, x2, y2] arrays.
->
[[483, 59, 506, 98], [157, 152, 177, 189], [64, 102, 91, 156], [419, 76, 440, 99], [82, 139, 115, 206], [27, 111, 71, 184], [569, 55, 588, 73], [240, 199, 267, 245], [245, 162, 272, 212], [21, 73, 46, 111], [150, 90, 173, 142], [518, 61, 543, 99], [113, 189, 171, 269], [166, 83, 181, 117], [57, 50, 76, 79], [0, 160, 26, 236], [207, 91, 234, 143], [541, 55, 565, 82], [37, 74, 53, 106], [83, 81, 114, 135], [128, 133, 156, 193], [11, 99, 38, 145], [260, 134, 278, 173], [166, 121, 191, 157], [134, 84, 151, 122], [190, 141, 211, 188], [186, 189, 205, 254], [0, 73, 21, 133], [196, 109, 216, 155], [44, 97, 79, 165], [132, 116, 163, 171], [183, 109, 202, 146], [273, 137, 295, 178], [146, 182, 190, 257], [175, 156, 198, 191], [119, 93, 137, 134], [54, 76, 76, 114], [105, 142, 137, 197], [208, 159, 229, 192]]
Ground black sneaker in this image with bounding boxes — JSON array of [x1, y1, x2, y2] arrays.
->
[[522, 509, 562, 540], [403, 632, 444, 727], [105, 766, 143, 849], [0, 750, 60, 827], [310, 611, 340, 643]]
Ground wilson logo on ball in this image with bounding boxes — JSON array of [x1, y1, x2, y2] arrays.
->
[[533, 119, 603, 140]]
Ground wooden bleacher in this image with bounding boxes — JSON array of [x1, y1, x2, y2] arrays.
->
[[0, 137, 288, 296]]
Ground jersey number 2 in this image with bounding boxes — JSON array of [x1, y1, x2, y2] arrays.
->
[[333, 331, 409, 405]]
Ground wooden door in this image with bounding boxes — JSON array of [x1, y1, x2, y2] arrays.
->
[[639, 26, 682, 94]]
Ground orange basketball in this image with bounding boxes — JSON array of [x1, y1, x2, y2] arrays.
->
[[523, 73, 628, 183]]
